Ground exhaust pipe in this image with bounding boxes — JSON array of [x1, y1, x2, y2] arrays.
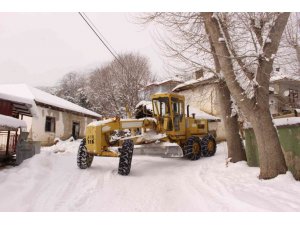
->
[[187, 105, 190, 117]]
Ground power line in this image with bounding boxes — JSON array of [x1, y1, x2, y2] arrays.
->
[[78, 12, 126, 68], [81, 12, 119, 58]]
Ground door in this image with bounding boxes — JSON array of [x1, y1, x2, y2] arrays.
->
[[72, 122, 80, 140], [171, 97, 185, 135]]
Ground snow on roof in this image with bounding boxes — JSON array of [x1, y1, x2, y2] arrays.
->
[[0, 84, 101, 118], [173, 73, 217, 92], [273, 117, 300, 127], [244, 117, 300, 129], [146, 77, 183, 87], [270, 72, 300, 83], [0, 114, 27, 129]]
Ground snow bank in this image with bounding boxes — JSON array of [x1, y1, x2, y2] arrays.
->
[[42, 137, 81, 154], [1, 141, 300, 211], [0, 114, 27, 129]]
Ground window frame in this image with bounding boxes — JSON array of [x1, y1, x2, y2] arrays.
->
[[45, 116, 56, 133]]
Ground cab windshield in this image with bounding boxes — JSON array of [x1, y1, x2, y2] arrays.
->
[[152, 97, 170, 117]]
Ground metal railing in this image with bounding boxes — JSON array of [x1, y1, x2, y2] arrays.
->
[[0, 131, 18, 157]]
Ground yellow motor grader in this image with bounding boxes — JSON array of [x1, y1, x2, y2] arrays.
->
[[77, 93, 217, 175]]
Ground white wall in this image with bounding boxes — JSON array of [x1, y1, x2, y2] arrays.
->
[[23, 106, 96, 145], [176, 84, 226, 141]]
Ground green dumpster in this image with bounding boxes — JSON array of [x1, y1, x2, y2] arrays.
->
[[244, 117, 300, 180]]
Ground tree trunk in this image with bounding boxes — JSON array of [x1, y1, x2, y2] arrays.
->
[[218, 81, 247, 162], [295, 45, 300, 71], [201, 12, 288, 179], [249, 107, 287, 179], [205, 25, 247, 163]]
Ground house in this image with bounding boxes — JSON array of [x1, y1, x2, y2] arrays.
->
[[172, 70, 225, 140], [269, 69, 300, 116], [172, 68, 300, 141], [139, 77, 184, 100], [0, 90, 35, 164], [0, 84, 101, 146]]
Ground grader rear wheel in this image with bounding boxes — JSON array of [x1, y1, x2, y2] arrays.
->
[[183, 136, 201, 160], [200, 134, 217, 157], [118, 139, 134, 176]]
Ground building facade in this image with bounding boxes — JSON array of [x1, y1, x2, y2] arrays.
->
[[0, 84, 101, 146]]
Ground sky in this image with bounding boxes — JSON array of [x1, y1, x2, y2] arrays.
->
[[0, 12, 167, 87]]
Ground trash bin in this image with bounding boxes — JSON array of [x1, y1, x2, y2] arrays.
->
[[244, 117, 300, 180]]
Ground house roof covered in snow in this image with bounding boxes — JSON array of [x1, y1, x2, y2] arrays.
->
[[270, 74, 300, 83], [0, 84, 101, 118], [0, 114, 27, 131], [145, 77, 184, 89], [172, 73, 218, 92]]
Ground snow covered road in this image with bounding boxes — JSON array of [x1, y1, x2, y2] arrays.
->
[[0, 140, 300, 211]]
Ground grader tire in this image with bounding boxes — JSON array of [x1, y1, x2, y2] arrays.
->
[[200, 134, 217, 157], [183, 136, 201, 160], [118, 139, 134, 176], [77, 138, 94, 169]]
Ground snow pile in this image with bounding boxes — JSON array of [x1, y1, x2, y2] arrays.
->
[[1, 142, 300, 211], [0, 84, 101, 118], [0, 114, 27, 129], [42, 137, 81, 154]]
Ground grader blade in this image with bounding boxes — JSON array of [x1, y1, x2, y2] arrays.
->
[[133, 142, 183, 158]]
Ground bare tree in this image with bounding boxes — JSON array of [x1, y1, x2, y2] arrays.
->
[[55, 72, 91, 109], [201, 12, 290, 179], [281, 12, 300, 75], [138, 13, 246, 162], [88, 53, 152, 117]]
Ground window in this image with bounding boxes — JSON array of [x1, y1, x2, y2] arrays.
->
[[289, 89, 298, 103], [152, 97, 170, 116], [45, 116, 55, 132]]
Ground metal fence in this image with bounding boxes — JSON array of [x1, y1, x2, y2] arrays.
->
[[0, 131, 18, 157]]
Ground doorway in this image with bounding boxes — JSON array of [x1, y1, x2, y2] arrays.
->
[[72, 122, 80, 140]]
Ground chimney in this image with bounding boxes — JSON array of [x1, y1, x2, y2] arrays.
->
[[195, 69, 204, 79]]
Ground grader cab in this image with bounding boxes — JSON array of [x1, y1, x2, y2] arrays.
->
[[77, 93, 217, 175]]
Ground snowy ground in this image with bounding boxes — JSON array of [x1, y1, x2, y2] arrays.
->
[[0, 139, 300, 212]]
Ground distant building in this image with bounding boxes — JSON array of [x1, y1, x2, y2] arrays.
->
[[269, 69, 300, 116], [0, 84, 101, 146], [139, 77, 184, 100], [172, 70, 225, 140]]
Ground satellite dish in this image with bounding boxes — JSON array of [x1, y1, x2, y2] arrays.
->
[[283, 90, 289, 97]]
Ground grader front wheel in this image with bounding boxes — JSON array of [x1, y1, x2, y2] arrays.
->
[[77, 138, 94, 169], [183, 136, 201, 160], [118, 139, 134, 176]]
